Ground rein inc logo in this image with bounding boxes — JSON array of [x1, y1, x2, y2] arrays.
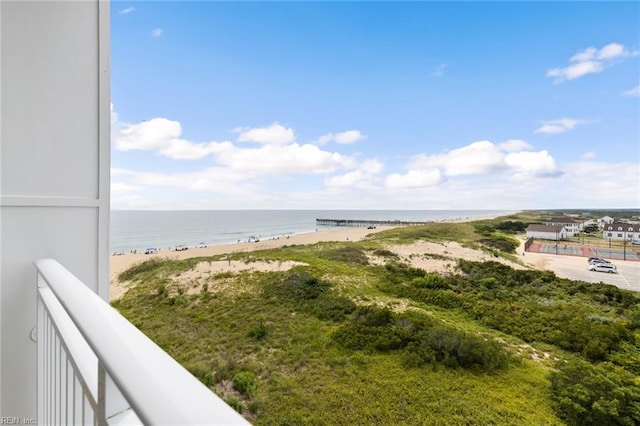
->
[[0, 418, 35, 425]]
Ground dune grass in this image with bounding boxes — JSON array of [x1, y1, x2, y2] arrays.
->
[[112, 215, 640, 425]]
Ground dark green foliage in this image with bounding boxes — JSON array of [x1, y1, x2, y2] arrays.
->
[[584, 223, 600, 234], [320, 246, 370, 265], [380, 260, 639, 365], [494, 221, 527, 234], [263, 270, 354, 322], [550, 359, 640, 425], [310, 294, 356, 322], [233, 371, 258, 397], [383, 262, 427, 285], [479, 234, 519, 253], [473, 223, 496, 237], [423, 325, 511, 370], [272, 271, 330, 301], [247, 320, 268, 340], [333, 306, 510, 371]]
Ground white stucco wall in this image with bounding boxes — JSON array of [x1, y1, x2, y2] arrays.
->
[[0, 1, 110, 418], [526, 230, 567, 240]]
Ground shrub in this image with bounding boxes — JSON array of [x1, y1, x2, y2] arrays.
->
[[233, 371, 257, 397], [550, 359, 640, 425], [494, 221, 527, 234], [321, 246, 370, 265], [411, 274, 450, 290], [422, 325, 510, 371], [310, 294, 357, 322], [274, 271, 330, 301], [247, 320, 268, 340], [473, 223, 496, 237], [479, 235, 519, 253]]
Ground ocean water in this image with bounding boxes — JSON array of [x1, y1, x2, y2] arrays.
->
[[110, 210, 511, 253]]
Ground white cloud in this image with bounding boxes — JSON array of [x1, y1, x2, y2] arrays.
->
[[547, 61, 604, 82], [325, 159, 383, 187], [235, 123, 295, 145], [534, 118, 586, 134], [547, 42, 638, 82], [151, 28, 164, 38], [623, 85, 640, 97], [504, 150, 558, 178], [582, 152, 596, 160], [385, 170, 444, 189], [498, 139, 532, 152], [316, 130, 365, 145], [112, 167, 257, 195], [390, 139, 559, 189], [115, 118, 225, 160], [215, 143, 355, 174], [112, 110, 360, 174], [119, 7, 136, 15], [409, 141, 506, 176]]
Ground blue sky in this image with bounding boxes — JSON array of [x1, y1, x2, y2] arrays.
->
[[110, 1, 639, 210]]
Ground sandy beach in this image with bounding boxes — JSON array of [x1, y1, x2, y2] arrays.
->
[[110, 226, 394, 300], [109, 213, 518, 300]]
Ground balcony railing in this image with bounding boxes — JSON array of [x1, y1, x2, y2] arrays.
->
[[35, 258, 249, 425]]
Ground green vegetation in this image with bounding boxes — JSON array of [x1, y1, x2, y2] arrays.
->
[[112, 214, 640, 425]]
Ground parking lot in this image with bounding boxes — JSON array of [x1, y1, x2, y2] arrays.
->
[[524, 252, 640, 292]]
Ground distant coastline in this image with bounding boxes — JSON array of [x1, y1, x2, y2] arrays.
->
[[109, 209, 514, 254]]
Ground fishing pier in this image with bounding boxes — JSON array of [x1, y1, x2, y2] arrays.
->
[[316, 218, 430, 227]]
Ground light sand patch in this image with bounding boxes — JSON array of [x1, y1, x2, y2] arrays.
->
[[383, 240, 525, 274], [170, 259, 307, 296]]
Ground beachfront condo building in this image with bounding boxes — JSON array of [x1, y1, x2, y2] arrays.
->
[[0, 2, 246, 423]]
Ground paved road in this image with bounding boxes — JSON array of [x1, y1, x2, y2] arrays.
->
[[523, 252, 640, 292]]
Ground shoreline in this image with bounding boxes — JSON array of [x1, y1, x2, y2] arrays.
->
[[109, 212, 512, 300], [110, 225, 394, 300], [109, 210, 516, 254]]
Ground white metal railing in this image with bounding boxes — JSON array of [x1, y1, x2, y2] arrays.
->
[[35, 258, 249, 425]]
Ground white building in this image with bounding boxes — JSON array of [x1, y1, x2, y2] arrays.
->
[[545, 217, 580, 237], [603, 223, 640, 243], [1, 2, 246, 423], [598, 216, 615, 227], [526, 224, 567, 241]]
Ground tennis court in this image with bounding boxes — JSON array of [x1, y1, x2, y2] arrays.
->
[[538, 244, 583, 256], [529, 242, 640, 261], [591, 247, 640, 261]]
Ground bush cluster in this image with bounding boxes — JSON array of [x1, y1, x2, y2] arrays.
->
[[264, 270, 355, 322], [380, 260, 639, 365], [479, 235, 519, 253], [333, 306, 510, 372], [550, 358, 640, 425], [494, 221, 527, 234]]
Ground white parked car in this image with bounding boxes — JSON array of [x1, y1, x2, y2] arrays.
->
[[588, 263, 617, 274]]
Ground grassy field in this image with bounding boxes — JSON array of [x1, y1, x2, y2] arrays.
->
[[112, 213, 640, 425]]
